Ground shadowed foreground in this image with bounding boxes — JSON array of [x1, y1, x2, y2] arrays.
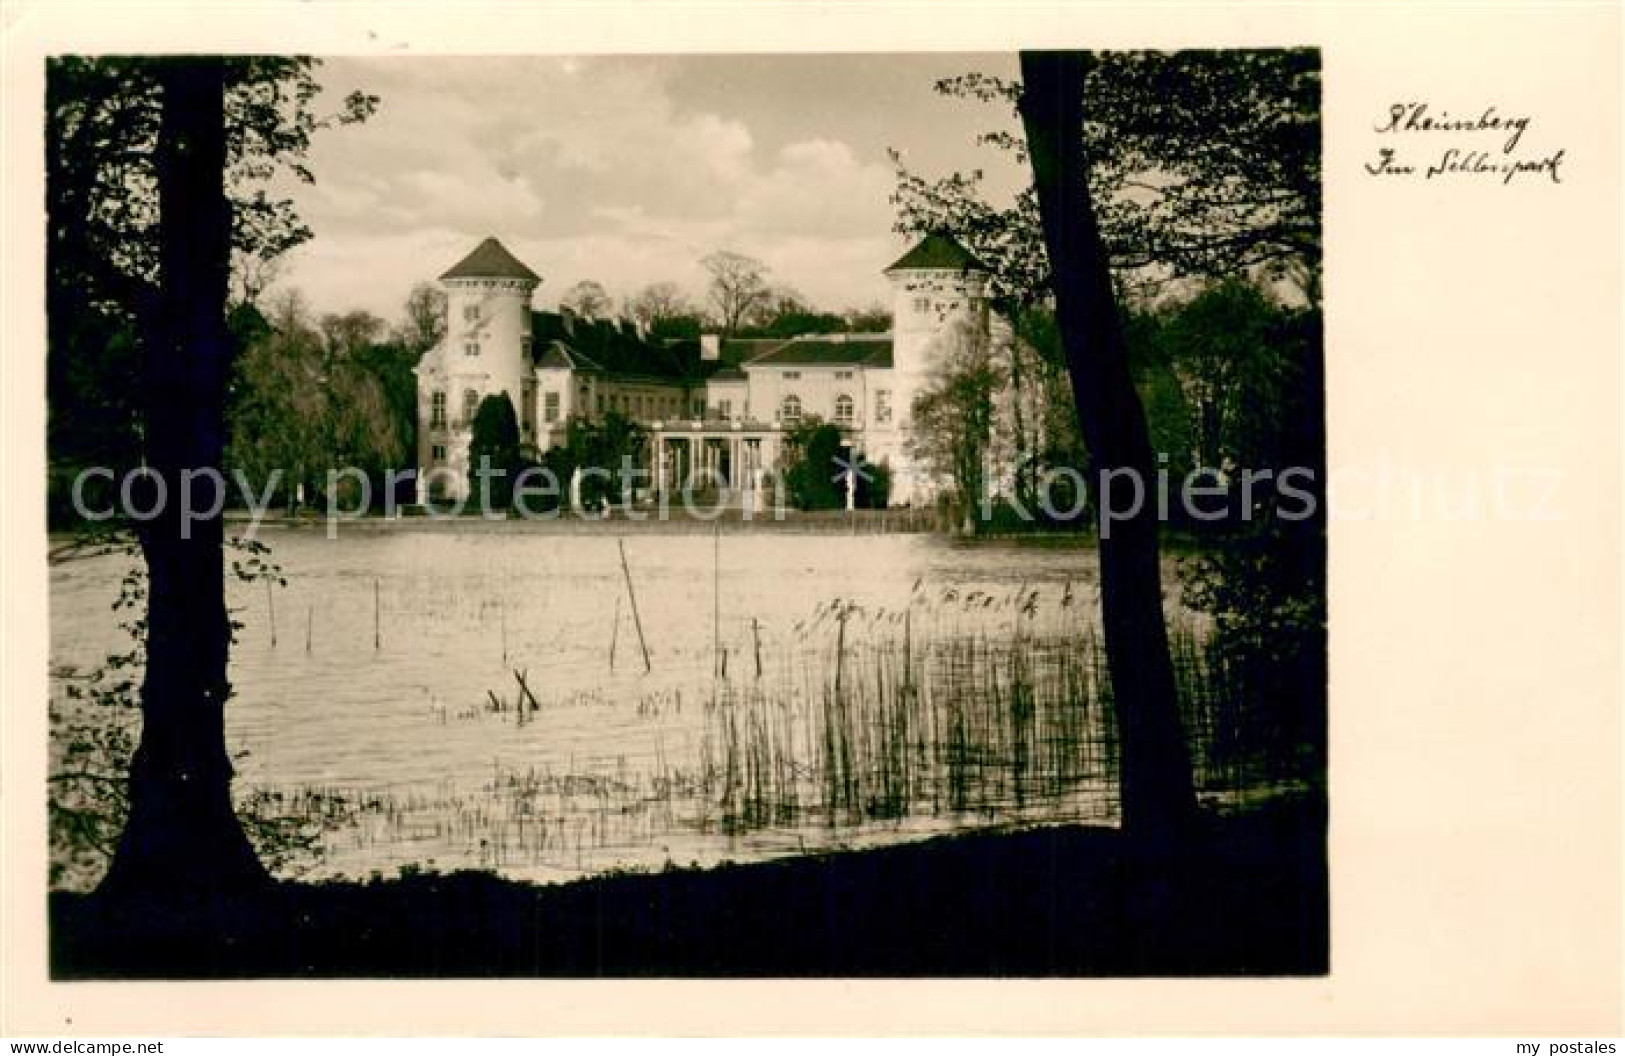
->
[[51, 797, 1325, 978]]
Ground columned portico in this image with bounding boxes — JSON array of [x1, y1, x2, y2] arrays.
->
[[648, 420, 783, 504]]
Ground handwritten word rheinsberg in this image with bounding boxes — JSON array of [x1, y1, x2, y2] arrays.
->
[[1366, 102, 1566, 185]]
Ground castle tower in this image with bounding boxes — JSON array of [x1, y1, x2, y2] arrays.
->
[[882, 232, 990, 504], [418, 237, 541, 501], [441, 236, 541, 417]]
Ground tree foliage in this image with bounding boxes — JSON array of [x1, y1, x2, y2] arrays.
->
[[908, 317, 1002, 531], [467, 394, 523, 509], [1178, 299, 1326, 767], [227, 294, 407, 510], [624, 281, 690, 329], [843, 304, 894, 334], [545, 410, 647, 509], [782, 420, 845, 511], [701, 250, 772, 337], [48, 57, 377, 318], [1157, 278, 1295, 469], [733, 286, 852, 339], [560, 280, 613, 319], [395, 281, 447, 354], [47, 57, 380, 894], [47, 56, 378, 489], [779, 420, 888, 511], [887, 50, 1318, 544], [1005, 50, 1325, 812], [891, 49, 1321, 311]]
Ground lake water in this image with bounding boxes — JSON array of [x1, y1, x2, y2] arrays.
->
[[49, 523, 1199, 886]]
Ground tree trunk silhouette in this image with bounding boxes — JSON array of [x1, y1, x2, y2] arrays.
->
[[100, 59, 268, 895], [1017, 50, 1198, 838]]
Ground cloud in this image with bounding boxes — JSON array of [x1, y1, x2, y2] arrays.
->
[[736, 138, 895, 239], [275, 57, 916, 319]]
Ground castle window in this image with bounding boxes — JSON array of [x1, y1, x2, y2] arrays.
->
[[835, 370, 853, 380], [780, 395, 802, 424], [432, 444, 447, 462], [782, 371, 801, 380], [462, 388, 480, 425], [429, 390, 447, 428], [914, 297, 931, 314], [716, 399, 732, 420], [874, 389, 891, 424], [521, 336, 533, 357], [464, 341, 480, 357], [597, 394, 606, 414], [544, 392, 560, 423], [834, 394, 855, 425], [463, 305, 480, 323]]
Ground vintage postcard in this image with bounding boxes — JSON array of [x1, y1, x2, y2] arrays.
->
[[1, 0, 1619, 1037]]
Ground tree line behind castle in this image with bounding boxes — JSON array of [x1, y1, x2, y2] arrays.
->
[[49, 50, 1320, 540]]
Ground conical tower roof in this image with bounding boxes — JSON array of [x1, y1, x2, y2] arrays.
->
[[884, 231, 989, 273], [439, 237, 541, 282]]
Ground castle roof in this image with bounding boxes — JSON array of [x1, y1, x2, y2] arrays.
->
[[885, 232, 988, 274], [440, 237, 541, 282], [749, 333, 893, 369], [718, 338, 788, 366], [531, 311, 693, 381], [534, 340, 600, 372], [524, 317, 896, 382]]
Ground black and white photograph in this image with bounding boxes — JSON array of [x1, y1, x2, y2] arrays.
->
[[3, 0, 1620, 1040], [39, 48, 1327, 978]]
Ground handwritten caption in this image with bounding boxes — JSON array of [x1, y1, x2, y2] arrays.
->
[[1366, 102, 1566, 185]]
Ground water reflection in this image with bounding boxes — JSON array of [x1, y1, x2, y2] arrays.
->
[[50, 525, 1198, 885]]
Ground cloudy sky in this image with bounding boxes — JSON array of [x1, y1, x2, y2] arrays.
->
[[272, 54, 1027, 323]]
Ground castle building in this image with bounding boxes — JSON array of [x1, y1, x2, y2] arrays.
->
[[413, 232, 994, 507]]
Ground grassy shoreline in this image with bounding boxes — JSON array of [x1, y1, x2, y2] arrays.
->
[[52, 508, 1232, 552]]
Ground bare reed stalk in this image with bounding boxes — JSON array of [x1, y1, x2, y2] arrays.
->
[[713, 523, 722, 678], [617, 538, 652, 673]]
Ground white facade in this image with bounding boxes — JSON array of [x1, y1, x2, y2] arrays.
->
[[747, 354, 876, 429], [415, 233, 1000, 507], [879, 263, 991, 503], [415, 239, 541, 500]]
